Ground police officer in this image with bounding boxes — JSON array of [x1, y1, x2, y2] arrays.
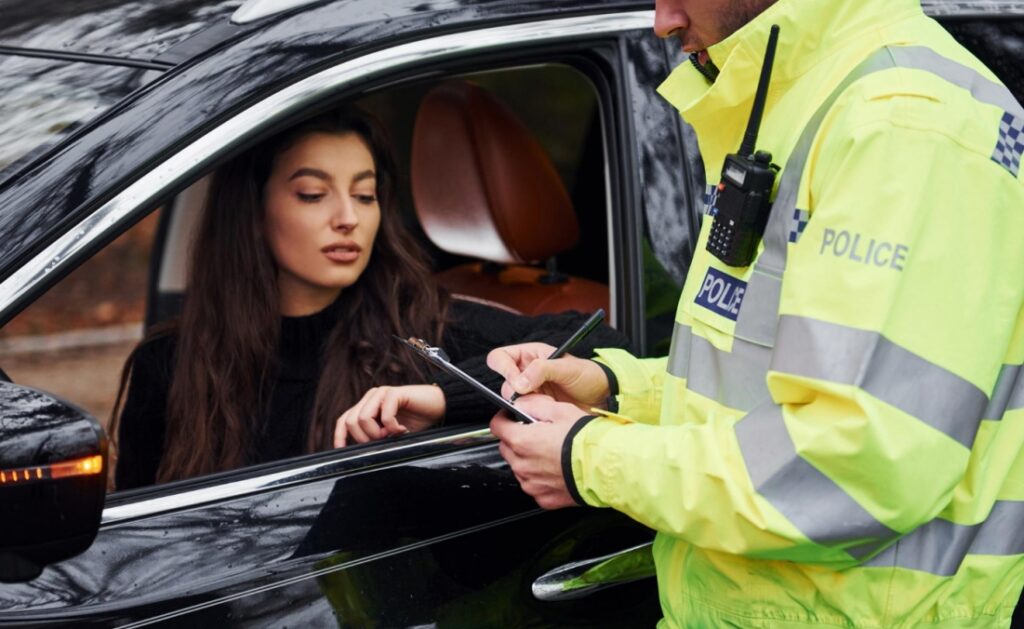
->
[[488, 0, 1024, 626]]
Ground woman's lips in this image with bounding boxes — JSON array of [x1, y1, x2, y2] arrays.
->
[[322, 243, 361, 263]]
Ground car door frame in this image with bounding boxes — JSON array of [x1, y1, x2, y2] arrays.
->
[[0, 10, 668, 627]]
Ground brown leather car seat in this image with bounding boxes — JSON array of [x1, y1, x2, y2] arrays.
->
[[410, 81, 609, 316]]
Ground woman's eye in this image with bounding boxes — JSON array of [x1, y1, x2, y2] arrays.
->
[[297, 192, 325, 203], [354, 194, 377, 205]]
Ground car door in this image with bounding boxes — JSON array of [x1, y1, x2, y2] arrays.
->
[[0, 428, 659, 627], [0, 9, 685, 628]]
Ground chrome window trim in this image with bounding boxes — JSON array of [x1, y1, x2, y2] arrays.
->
[[102, 428, 496, 525], [0, 9, 653, 321], [599, 106, 618, 328]]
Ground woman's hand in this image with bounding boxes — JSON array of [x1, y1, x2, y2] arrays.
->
[[334, 384, 447, 447], [486, 342, 610, 411]]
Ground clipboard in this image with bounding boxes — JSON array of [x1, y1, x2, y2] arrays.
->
[[394, 336, 538, 424]]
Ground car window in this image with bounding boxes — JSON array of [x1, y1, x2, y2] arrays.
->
[[0, 211, 161, 485], [0, 55, 157, 186], [152, 63, 609, 330], [118, 60, 614, 490], [2, 50, 617, 495]]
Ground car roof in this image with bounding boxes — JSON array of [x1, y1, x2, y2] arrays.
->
[[0, 0, 244, 65], [0, 0, 655, 67], [2, 1, 1020, 68]]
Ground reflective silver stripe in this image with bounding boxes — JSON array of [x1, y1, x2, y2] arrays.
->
[[1011, 369, 1024, 413], [865, 501, 1024, 576], [735, 405, 899, 556], [889, 47, 1024, 119], [733, 266, 781, 348], [771, 315, 987, 448], [666, 323, 693, 380], [984, 364, 1024, 420], [667, 324, 772, 412], [689, 336, 772, 412]]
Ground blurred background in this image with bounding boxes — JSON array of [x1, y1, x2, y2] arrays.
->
[[0, 212, 159, 428]]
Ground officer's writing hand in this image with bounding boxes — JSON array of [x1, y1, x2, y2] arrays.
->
[[489, 394, 589, 510], [334, 385, 446, 447], [487, 342, 610, 411]]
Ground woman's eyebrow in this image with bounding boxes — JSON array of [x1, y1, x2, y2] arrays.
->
[[289, 167, 331, 182], [352, 169, 376, 184]]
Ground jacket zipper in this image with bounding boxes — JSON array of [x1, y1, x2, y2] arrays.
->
[[689, 51, 720, 84]]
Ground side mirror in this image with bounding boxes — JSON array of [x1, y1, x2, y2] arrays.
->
[[0, 381, 107, 583]]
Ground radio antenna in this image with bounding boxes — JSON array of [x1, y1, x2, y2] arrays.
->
[[739, 24, 781, 158]]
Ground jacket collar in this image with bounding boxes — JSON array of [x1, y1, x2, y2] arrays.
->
[[657, 0, 924, 125]]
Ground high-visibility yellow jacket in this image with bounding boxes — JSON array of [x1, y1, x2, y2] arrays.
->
[[568, 0, 1024, 626]]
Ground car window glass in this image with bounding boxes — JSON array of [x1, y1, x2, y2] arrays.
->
[[0, 211, 161, 485], [0, 56, 157, 186]]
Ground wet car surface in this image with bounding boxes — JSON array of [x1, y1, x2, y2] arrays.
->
[[0, 0, 1022, 626]]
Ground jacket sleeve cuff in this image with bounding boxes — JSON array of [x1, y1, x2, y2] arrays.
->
[[561, 415, 600, 506], [592, 348, 663, 423], [592, 360, 619, 412]]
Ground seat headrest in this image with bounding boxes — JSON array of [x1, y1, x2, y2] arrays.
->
[[411, 81, 580, 264]]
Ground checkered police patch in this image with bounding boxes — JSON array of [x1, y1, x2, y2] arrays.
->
[[703, 184, 720, 216], [789, 208, 810, 243], [992, 111, 1023, 178]]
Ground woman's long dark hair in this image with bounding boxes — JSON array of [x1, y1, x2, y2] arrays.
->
[[112, 108, 447, 484]]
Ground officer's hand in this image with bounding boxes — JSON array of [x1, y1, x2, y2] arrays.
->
[[489, 394, 589, 510], [334, 385, 446, 447], [487, 343, 610, 410]]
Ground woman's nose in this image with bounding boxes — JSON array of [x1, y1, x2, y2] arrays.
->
[[330, 198, 358, 232]]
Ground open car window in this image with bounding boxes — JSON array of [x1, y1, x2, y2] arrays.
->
[[2, 57, 615, 495], [151, 62, 611, 326], [0, 213, 161, 482]]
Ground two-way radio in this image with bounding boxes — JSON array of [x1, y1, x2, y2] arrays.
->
[[706, 25, 782, 267]]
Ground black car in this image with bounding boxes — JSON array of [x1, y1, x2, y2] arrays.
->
[[0, 1, 1021, 626]]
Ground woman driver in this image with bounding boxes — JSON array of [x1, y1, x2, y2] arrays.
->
[[112, 108, 625, 490]]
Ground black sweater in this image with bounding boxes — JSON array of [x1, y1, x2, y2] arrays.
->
[[115, 299, 629, 490]]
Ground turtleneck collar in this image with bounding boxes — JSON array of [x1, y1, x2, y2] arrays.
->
[[278, 294, 345, 379]]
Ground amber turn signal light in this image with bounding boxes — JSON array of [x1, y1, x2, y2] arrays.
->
[[0, 454, 103, 485]]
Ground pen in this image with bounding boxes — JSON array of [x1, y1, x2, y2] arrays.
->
[[509, 308, 606, 403]]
